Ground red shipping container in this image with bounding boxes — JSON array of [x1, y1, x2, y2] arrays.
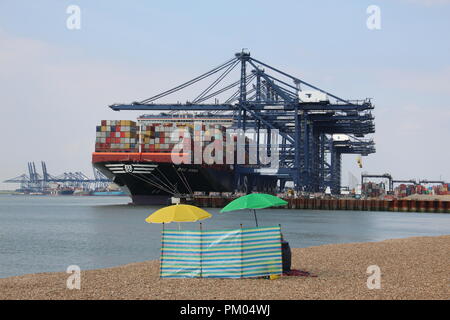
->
[[101, 120, 107, 126], [121, 132, 125, 138], [106, 137, 111, 143]]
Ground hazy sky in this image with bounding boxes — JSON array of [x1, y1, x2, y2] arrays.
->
[[0, 0, 449, 189]]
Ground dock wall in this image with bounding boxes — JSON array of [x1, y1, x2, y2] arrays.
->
[[187, 197, 450, 213]]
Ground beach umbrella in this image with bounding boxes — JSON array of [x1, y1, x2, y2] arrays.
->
[[145, 204, 212, 230], [220, 193, 288, 227], [146, 204, 212, 278]]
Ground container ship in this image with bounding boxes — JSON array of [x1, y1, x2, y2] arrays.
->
[[92, 113, 277, 205]]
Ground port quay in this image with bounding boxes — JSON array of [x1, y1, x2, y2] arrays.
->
[[4, 52, 449, 212], [90, 51, 448, 210]]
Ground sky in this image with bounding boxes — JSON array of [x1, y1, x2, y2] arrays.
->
[[0, 0, 449, 189]]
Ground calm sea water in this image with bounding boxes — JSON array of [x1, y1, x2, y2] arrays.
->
[[0, 194, 449, 278]]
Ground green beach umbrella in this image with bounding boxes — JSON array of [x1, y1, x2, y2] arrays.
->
[[220, 193, 288, 227]]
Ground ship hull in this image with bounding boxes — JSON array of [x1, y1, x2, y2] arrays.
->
[[94, 161, 234, 205], [92, 153, 277, 205]]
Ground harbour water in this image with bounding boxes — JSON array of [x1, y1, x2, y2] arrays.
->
[[0, 194, 449, 279]]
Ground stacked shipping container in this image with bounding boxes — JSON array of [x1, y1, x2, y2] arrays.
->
[[414, 184, 449, 196], [394, 183, 449, 197], [193, 123, 228, 162], [394, 184, 416, 198], [362, 182, 386, 198], [438, 184, 449, 195], [95, 120, 138, 152], [141, 123, 195, 153], [95, 121, 230, 158]]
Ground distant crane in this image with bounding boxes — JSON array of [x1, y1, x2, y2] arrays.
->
[[3, 162, 111, 193], [361, 173, 393, 192], [419, 180, 446, 185], [361, 173, 448, 194], [392, 179, 417, 186]]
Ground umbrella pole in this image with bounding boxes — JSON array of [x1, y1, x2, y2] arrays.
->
[[240, 224, 243, 279], [253, 209, 259, 227], [199, 223, 203, 279], [159, 222, 165, 278]]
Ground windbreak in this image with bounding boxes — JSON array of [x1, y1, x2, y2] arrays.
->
[[160, 226, 282, 278]]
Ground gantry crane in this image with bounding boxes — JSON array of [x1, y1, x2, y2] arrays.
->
[[110, 51, 376, 194], [3, 162, 110, 192]]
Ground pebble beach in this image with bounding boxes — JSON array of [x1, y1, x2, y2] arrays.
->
[[0, 235, 448, 300]]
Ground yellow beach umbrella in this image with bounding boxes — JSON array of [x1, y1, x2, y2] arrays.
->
[[148, 204, 212, 277], [145, 204, 212, 224]]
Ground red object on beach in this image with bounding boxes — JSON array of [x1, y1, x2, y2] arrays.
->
[[283, 269, 317, 277]]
